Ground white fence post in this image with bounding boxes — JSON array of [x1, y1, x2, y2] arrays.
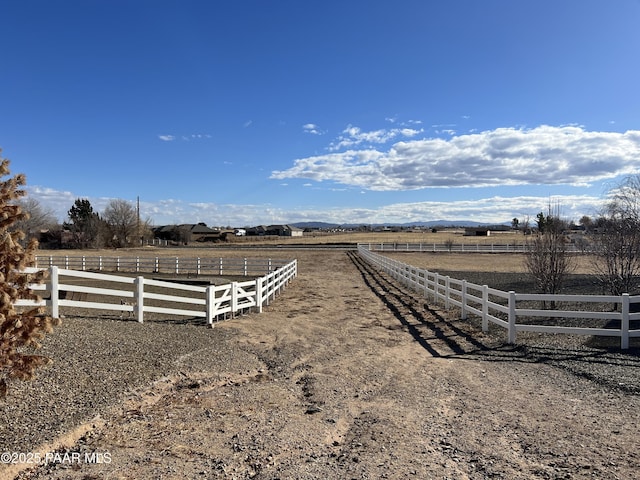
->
[[255, 278, 263, 313], [445, 276, 451, 310], [621, 293, 630, 350], [508, 291, 516, 344], [50, 266, 59, 319], [423, 272, 429, 299], [175, 257, 179, 274], [461, 280, 467, 320], [206, 285, 215, 326], [231, 282, 238, 317], [244, 258, 248, 276], [134, 276, 144, 323], [482, 285, 489, 332]]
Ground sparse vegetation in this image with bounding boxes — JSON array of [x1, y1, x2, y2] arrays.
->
[[12, 198, 57, 246], [443, 237, 455, 252], [592, 174, 640, 296], [103, 198, 139, 248], [524, 205, 575, 305]]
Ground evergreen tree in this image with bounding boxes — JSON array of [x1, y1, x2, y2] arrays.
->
[[65, 198, 100, 248], [0, 151, 59, 397], [535, 211, 547, 233]]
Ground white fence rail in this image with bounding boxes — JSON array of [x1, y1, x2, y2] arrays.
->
[[358, 246, 639, 349], [33, 255, 289, 276], [17, 259, 297, 326], [361, 242, 585, 253]]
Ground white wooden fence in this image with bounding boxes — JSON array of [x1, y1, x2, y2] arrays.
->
[[17, 258, 297, 326], [358, 246, 640, 349], [33, 255, 289, 276], [362, 242, 583, 253]]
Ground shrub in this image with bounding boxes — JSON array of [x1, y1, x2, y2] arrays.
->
[[0, 152, 60, 397]]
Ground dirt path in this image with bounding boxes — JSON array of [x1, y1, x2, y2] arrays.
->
[[9, 251, 640, 479]]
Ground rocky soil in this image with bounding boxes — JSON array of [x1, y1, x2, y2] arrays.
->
[[1, 250, 639, 479]]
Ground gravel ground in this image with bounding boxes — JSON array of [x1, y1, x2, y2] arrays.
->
[[1, 316, 241, 452], [1, 250, 639, 479], [399, 268, 640, 395]]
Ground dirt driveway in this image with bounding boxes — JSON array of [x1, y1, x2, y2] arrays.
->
[[6, 250, 640, 479]]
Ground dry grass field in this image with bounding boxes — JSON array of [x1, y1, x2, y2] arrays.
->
[[3, 240, 638, 479], [36, 227, 593, 275], [225, 229, 526, 246], [383, 251, 597, 275]]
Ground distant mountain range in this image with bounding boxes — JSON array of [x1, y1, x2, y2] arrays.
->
[[291, 220, 510, 230]]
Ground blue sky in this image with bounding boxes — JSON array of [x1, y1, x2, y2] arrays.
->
[[2, 0, 639, 227]]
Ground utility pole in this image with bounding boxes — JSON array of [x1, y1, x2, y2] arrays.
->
[[137, 196, 141, 246]]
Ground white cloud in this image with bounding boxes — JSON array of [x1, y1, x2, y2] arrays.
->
[[159, 133, 211, 142], [252, 194, 603, 226], [25, 184, 603, 227], [303, 123, 324, 135], [328, 125, 423, 151], [272, 125, 640, 191], [26, 123, 634, 227], [435, 129, 456, 136]]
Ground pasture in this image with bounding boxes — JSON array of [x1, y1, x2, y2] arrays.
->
[[225, 228, 527, 246]]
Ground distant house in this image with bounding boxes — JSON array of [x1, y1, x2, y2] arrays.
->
[[246, 225, 268, 236], [153, 223, 222, 243], [286, 225, 304, 237], [267, 224, 304, 237], [464, 227, 491, 237], [246, 224, 303, 237]]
